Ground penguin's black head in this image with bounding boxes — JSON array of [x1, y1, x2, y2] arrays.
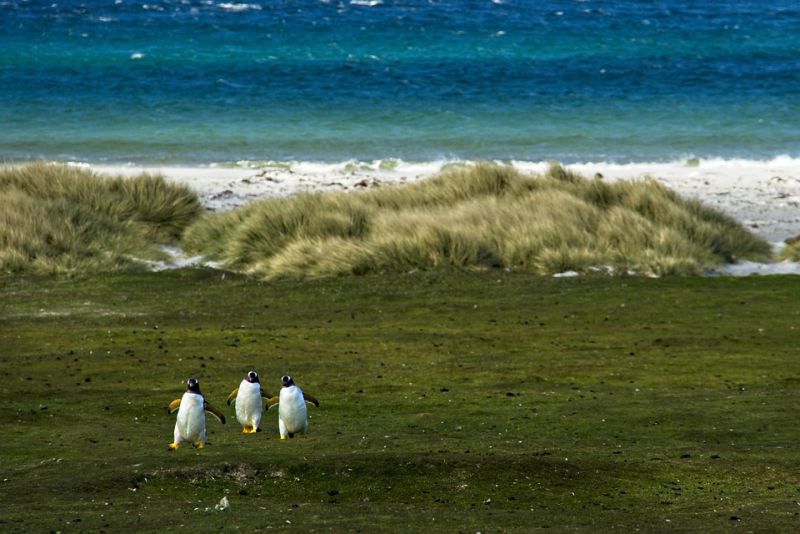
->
[[247, 371, 259, 383], [187, 378, 200, 393], [281, 375, 294, 388]]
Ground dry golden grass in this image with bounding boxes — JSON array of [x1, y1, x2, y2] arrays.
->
[[2, 162, 772, 277], [184, 163, 772, 278], [0, 163, 202, 274], [778, 236, 800, 261]]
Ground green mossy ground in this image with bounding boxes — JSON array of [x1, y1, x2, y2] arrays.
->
[[1, 270, 799, 532]]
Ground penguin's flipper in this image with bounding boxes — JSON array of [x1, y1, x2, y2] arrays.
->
[[204, 401, 226, 424], [226, 388, 239, 405], [260, 386, 275, 400], [168, 398, 182, 414], [303, 393, 320, 408], [266, 396, 280, 410]]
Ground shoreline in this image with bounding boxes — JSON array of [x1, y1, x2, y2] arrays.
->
[[81, 158, 800, 244]]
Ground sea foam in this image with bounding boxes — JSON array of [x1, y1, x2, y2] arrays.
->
[[217, 2, 262, 12]]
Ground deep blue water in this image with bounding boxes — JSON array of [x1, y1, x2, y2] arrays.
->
[[2, 0, 799, 164]]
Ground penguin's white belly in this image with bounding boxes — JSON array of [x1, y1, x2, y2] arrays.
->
[[176, 392, 205, 443], [236, 381, 262, 428], [279, 387, 308, 434]]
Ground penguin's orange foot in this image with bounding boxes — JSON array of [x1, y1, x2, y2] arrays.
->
[[242, 426, 252, 434], [195, 442, 205, 449], [168, 442, 179, 451], [280, 435, 287, 440]]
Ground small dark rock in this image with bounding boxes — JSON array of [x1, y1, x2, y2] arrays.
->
[[210, 189, 234, 200]]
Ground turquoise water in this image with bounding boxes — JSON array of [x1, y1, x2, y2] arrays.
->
[[2, 0, 799, 164]]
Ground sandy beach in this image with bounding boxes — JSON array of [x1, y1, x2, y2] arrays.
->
[[89, 158, 800, 245]]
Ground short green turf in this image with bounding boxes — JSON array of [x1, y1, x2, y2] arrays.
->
[[1, 270, 798, 532]]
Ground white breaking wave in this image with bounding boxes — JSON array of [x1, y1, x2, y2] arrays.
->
[[224, 155, 800, 181], [217, 3, 262, 12]]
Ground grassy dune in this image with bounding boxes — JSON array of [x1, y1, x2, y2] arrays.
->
[[184, 163, 772, 278], [0, 163, 202, 275], [1, 270, 799, 531], [1, 162, 774, 277], [779, 237, 800, 261]]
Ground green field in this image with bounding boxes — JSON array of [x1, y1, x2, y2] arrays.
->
[[1, 270, 798, 532]]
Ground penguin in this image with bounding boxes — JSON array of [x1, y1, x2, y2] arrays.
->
[[226, 370, 274, 434], [267, 375, 320, 439], [167, 378, 225, 450]]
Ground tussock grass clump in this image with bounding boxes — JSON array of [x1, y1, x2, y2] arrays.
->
[[779, 236, 800, 261], [183, 162, 772, 278], [0, 163, 202, 274], [184, 193, 370, 270]]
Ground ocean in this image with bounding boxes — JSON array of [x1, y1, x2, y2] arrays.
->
[[2, 0, 799, 167]]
